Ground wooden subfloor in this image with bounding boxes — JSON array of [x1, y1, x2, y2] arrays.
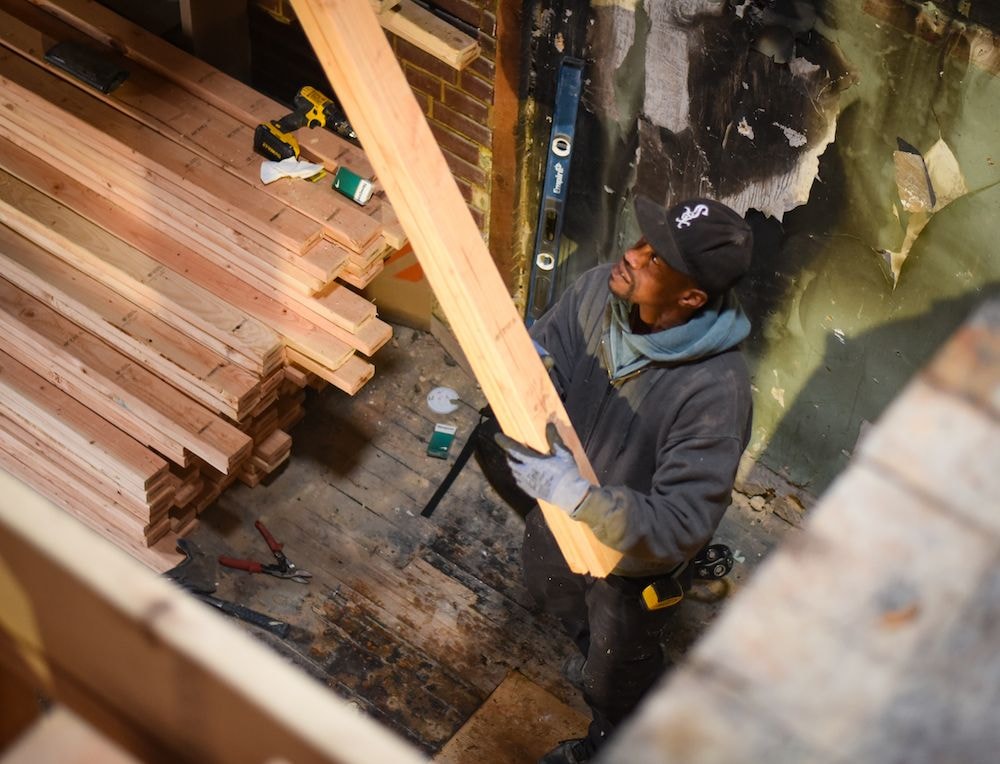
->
[[187, 327, 802, 760]]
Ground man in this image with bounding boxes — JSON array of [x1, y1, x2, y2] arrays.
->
[[496, 196, 754, 764]]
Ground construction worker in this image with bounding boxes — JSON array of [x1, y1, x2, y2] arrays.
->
[[496, 196, 754, 764]]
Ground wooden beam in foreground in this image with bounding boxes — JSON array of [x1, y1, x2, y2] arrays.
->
[[601, 300, 1000, 763], [289, 0, 622, 576], [0, 471, 428, 764]]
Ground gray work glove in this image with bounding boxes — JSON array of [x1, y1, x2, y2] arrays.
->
[[494, 423, 590, 514]]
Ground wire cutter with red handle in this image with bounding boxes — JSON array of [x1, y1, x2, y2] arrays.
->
[[219, 520, 312, 584]]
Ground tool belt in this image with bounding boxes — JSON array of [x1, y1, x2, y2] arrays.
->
[[640, 544, 734, 611]]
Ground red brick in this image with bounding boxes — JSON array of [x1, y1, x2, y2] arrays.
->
[[476, 32, 496, 61], [468, 204, 485, 231], [433, 101, 491, 145], [455, 176, 474, 203], [480, 10, 497, 37], [430, 122, 481, 165], [468, 54, 495, 81], [444, 84, 489, 124], [441, 147, 486, 186], [395, 38, 459, 84], [403, 62, 443, 100], [432, 0, 482, 28], [460, 70, 494, 103], [413, 89, 432, 116]]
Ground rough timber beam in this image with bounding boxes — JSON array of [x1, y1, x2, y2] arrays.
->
[[0, 472, 427, 764], [289, 0, 622, 576]]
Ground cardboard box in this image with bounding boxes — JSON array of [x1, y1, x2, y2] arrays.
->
[[362, 244, 434, 331]]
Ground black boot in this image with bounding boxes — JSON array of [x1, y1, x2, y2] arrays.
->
[[539, 737, 596, 764]]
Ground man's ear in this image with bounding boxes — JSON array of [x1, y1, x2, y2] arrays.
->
[[679, 287, 709, 311]]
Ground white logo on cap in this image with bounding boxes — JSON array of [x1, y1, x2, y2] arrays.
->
[[675, 204, 709, 229]]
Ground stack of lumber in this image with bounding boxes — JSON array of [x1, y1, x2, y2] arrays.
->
[[0, 0, 404, 567]]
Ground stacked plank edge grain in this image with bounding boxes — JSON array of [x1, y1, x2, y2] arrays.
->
[[0, 0, 404, 570]]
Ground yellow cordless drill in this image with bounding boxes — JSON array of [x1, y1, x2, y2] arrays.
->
[[253, 86, 357, 161]]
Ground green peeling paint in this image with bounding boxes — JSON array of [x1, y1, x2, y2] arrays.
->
[[743, 1, 1000, 492]]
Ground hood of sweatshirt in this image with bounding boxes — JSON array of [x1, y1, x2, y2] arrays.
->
[[605, 291, 751, 381]]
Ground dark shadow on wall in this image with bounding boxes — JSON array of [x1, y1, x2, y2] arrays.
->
[[737, 97, 862, 333], [755, 281, 1000, 494]]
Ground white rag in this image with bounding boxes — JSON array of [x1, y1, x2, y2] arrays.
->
[[259, 157, 325, 184]]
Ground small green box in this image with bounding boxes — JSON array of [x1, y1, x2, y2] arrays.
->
[[427, 423, 457, 459]]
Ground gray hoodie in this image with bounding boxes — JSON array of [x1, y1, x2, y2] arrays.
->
[[530, 264, 753, 576]]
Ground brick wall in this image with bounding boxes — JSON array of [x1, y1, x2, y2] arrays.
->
[[383, 2, 498, 234]]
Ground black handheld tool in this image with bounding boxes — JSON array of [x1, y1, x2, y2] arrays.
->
[[164, 538, 290, 638], [44, 40, 129, 94], [253, 86, 357, 160]]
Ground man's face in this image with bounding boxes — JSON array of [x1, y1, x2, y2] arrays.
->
[[608, 238, 698, 328]]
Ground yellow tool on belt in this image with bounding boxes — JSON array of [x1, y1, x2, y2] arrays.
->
[[253, 86, 357, 161]]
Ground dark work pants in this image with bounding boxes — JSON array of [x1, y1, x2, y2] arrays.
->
[[522, 507, 679, 751]]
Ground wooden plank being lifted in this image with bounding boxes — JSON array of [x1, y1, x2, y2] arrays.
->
[[290, 0, 622, 576]]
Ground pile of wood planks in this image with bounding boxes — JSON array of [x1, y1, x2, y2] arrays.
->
[[0, 0, 404, 568]]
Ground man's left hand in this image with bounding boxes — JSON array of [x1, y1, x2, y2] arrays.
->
[[494, 423, 590, 514]]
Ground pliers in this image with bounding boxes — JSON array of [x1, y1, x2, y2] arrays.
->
[[219, 520, 312, 584]]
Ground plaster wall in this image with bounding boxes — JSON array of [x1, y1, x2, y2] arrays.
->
[[745, 1, 1000, 491]]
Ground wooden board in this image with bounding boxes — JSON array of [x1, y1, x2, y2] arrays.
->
[[0, 48, 333, 258], [289, 0, 621, 576], [0, 2, 386, 257], [0, 165, 283, 376], [0, 348, 168, 496], [23, 0, 376, 176], [376, 0, 480, 71], [434, 672, 589, 764], [0, 225, 261, 420], [0, 137, 381, 362], [0, 472, 429, 764], [0, 279, 252, 473], [0, 110, 381, 332], [1, 707, 143, 764]]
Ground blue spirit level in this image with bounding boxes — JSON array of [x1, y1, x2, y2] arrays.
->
[[525, 57, 584, 326]]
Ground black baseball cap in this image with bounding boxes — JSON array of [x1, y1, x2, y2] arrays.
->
[[635, 196, 753, 294]]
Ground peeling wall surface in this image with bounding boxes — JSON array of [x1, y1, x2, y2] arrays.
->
[[532, 0, 1000, 492]]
